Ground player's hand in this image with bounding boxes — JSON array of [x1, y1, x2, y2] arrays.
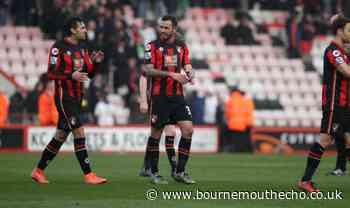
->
[[72, 71, 89, 82], [170, 72, 189, 84], [91, 50, 104, 63], [184, 65, 194, 81], [185, 70, 194, 81], [139, 99, 148, 113]]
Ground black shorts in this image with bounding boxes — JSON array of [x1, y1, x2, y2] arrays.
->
[[150, 96, 192, 129], [54, 96, 83, 131], [320, 107, 350, 137]]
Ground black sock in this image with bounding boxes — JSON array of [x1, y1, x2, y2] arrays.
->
[[177, 137, 192, 173], [165, 136, 176, 172], [335, 139, 346, 171], [302, 143, 325, 182], [37, 138, 64, 170], [74, 138, 91, 175], [146, 137, 160, 174], [142, 137, 152, 170]]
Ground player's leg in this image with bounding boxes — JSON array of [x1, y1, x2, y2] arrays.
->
[[299, 133, 332, 192], [344, 132, 350, 169], [71, 127, 107, 184], [174, 120, 195, 184], [148, 126, 168, 184], [328, 132, 347, 176], [164, 124, 177, 175], [31, 129, 70, 183], [139, 141, 152, 177], [171, 102, 195, 184], [145, 97, 169, 184], [140, 126, 176, 178]]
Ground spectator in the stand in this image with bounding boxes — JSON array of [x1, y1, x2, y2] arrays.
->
[[299, 13, 317, 71], [131, 23, 145, 60], [40, 0, 74, 39], [38, 82, 58, 126], [0, 0, 10, 25], [10, 0, 38, 26], [96, 5, 113, 74], [0, 89, 9, 125], [26, 74, 48, 123], [234, 11, 259, 45], [112, 35, 138, 91], [224, 86, 253, 152], [126, 58, 139, 103], [343, 0, 350, 18], [220, 12, 238, 45], [87, 74, 104, 123], [86, 20, 98, 49], [111, 95, 130, 124], [106, 0, 124, 11], [112, 8, 129, 41], [112, 37, 129, 89], [302, 0, 323, 15], [203, 87, 218, 124], [9, 90, 27, 124], [142, 20, 157, 44], [76, 0, 98, 21], [286, 9, 302, 58], [163, 1, 178, 16], [250, 0, 298, 11], [137, 0, 166, 20], [94, 93, 116, 126]]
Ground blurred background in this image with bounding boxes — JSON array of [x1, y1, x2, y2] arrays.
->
[[1, 0, 350, 154]]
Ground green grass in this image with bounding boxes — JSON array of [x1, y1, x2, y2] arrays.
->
[[0, 153, 348, 208]]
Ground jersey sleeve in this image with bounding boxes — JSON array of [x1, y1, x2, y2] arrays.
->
[[82, 49, 99, 78], [47, 43, 73, 80], [144, 42, 156, 65], [182, 43, 191, 66], [326, 48, 347, 68]]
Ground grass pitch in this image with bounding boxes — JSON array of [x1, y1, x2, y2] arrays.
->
[[0, 153, 348, 208]]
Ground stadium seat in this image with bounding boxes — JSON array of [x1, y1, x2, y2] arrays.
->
[[7, 49, 22, 62], [26, 76, 38, 89], [0, 49, 7, 62], [24, 62, 37, 75]]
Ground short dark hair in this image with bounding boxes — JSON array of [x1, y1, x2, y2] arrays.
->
[[63, 16, 84, 37], [332, 14, 350, 34], [161, 15, 178, 28]]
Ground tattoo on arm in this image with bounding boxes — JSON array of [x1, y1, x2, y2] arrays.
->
[[144, 64, 170, 77]]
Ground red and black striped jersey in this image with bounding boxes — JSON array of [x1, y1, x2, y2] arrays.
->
[[144, 38, 191, 97], [322, 41, 350, 110], [47, 39, 98, 100]]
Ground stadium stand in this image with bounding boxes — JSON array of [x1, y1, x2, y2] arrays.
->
[[0, 1, 338, 130], [180, 8, 322, 127]]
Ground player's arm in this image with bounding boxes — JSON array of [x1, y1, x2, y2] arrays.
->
[[144, 64, 189, 84], [183, 44, 194, 80], [139, 74, 148, 113], [47, 46, 73, 80], [336, 63, 350, 78], [143, 42, 188, 84], [144, 64, 171, 77], [328, 49, 350, 78], [47, 45, 88, 82], [88, 50, 104, 78], [143, 42, 170, 77]]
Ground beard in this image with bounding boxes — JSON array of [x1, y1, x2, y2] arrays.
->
[[159, 32, 172, 41]]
